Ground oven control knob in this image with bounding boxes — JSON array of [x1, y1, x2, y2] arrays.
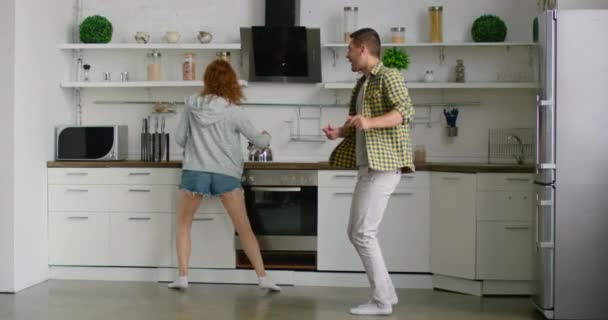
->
[[248, 176, 255, 183], [241, 176, 247, 183]]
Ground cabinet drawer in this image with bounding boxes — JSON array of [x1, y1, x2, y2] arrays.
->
[[110, 185, 176, 212], [318, 170, 358, 188], [196, 197, 225, 214], [172, 213, 235, 269], [396, 172, 430, 190], [109, 213, 172, 267], [319, 170, 429, 189], [477, 174, 533, 191], [477, 191, 533, 221], [49, 212, 110, 265], [48, 168, 113, 185], [476, 221, 534, 280], [112, 168, 180, 185], [48, 185, 109, 212]]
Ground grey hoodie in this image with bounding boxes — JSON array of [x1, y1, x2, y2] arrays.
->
[[176, 94, 270, 179]]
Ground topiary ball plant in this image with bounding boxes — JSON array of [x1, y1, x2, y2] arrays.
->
[[382, 48, 410, 71], [471, 14, 508, 42], [79, 15, 113, 43]]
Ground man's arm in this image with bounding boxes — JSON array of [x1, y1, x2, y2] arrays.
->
[[346, 110, 403, 130]]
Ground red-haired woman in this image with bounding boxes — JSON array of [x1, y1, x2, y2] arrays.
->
[[169, 60, 280, 292]]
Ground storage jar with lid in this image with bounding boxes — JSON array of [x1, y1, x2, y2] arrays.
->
[[390, 27, 406, 43], [182, 53, 196, 81], [343, 6, 359, 43], [147, 51, 162, 81], [428, 6, 443, 43]]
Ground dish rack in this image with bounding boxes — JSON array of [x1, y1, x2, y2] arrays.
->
[[487, 128, 535, 164]]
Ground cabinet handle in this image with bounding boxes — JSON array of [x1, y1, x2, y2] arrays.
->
[[129, 217, 151, 221], [66, 189, 88, 193], [505, 226, 531, 230], [67, 216, 89, 220], [129, 172, 151, 176], [193, 217, 215, 222], [401, 175, 414, 179], [334, 175, 357, 178], [66, 172, 88, 176], [442, 177, 461, 181], [393, 192, 414, 196], [334, 192, 354, 196], [128, 189, 151, 193], [251, 187, 301, 192], [505, 178, 531, 182]]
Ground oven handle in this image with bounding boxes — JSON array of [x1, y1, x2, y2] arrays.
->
[[250, 187, 302, 192]]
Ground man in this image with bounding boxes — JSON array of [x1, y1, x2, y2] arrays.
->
[[322, 28, 414, 316]]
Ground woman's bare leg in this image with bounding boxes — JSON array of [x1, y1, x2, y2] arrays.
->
[[219, 189, 266, 277], [169, 190, 202, 289]]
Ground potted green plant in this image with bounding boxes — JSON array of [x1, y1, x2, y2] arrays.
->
[[79, 15, 113, 43], [471, 14, 508, 42], [382, 48, 410, 71]]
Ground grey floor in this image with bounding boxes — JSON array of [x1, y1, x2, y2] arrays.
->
[[0, 280, 545, 320]]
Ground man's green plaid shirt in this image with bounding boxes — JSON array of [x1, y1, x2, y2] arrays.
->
[[329, 63, 415, 173]]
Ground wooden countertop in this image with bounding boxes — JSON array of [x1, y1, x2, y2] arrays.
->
[[47, 161, 535, 173]]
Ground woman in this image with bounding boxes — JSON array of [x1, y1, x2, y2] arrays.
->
[[169, 60, 280, 292]]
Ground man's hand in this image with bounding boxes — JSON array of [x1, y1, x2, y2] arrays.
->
[[346, 115, 371, 130], [322, 124, 342, 140]]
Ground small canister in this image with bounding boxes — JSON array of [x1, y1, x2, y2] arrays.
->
[[390, 27, 406, 43], [147, 51, 162, 81], [428, 6, 443, 43], [182, 53, 196, 81]]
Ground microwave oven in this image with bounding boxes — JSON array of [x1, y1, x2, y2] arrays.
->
[[55, 125, 128, 161]]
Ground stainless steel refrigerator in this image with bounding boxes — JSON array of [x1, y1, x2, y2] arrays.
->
[[533, 9, 608, 320]]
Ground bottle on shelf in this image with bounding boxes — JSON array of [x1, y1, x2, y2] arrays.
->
[[343, 6, 359, 43], [429, 6, 443, 43]]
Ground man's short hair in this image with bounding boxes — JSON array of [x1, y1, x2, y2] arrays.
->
[[350, 28, 381, 58]]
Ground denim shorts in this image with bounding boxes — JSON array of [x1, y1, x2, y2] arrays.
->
[[179, 170, 242, 197]]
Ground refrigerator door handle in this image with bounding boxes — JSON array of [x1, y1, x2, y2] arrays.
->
[[535, 95, 540, 168]]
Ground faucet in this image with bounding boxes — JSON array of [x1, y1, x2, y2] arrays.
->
[[508, 135, 525, 165]]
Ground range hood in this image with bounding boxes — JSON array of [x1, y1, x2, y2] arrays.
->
[[240, 0, 321, 83]]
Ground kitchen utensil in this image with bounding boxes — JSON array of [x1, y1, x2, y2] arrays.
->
[[153, 116, 161, 162], [197, 31, 213, 44], [247, 142, 273, 162], [141, 118, 146, 160]]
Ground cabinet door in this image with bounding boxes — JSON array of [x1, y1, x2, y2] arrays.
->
[[173, 213, 236, 269], [317, 187, 363, 271], [476, 221, 534, 280], [109, 213, 172, 267], [49, 212, 110, 266], [380, 189, 430, 272], [430, 173, 477, 279]]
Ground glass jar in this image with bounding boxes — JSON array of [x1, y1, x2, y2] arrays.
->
[[216, 51, 230, 62], [390, 27, 406, 43], [343, 6, 359, 43], [414, 145, 427, 163], [182, 53, 196, 81], [147, 51, 162, 81], [428, 6, 443, 43], [455, 59, 465, 83]]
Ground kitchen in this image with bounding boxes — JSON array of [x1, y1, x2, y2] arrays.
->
[[1, 0, 607, 319]]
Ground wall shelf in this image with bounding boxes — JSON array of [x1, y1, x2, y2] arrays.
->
[[58, 43, 241, 50], [61, 80, 248, 88], [323, 82, 538, 90], [324, 42, 537, 48]]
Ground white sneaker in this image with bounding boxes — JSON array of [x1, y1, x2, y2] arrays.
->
[[349, 302, 392, 316]]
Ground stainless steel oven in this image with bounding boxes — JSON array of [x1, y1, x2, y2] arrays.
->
[[238, 170, 317, 252]]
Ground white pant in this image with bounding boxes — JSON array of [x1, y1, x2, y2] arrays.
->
[[348, 166, 401, 306]]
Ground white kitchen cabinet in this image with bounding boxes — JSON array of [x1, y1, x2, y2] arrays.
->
[[172, 213, 236, 269], [476, 221, 534, 280], [430, 173, 478, 279], [109, 213, 172, 267], [317, 186, 362, 271], [317, 171, 431, 272], [431, 172, 535, 295], [49, 212, 110, 266]]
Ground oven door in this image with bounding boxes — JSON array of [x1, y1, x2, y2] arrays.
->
[[240, 186, 317, 251]]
